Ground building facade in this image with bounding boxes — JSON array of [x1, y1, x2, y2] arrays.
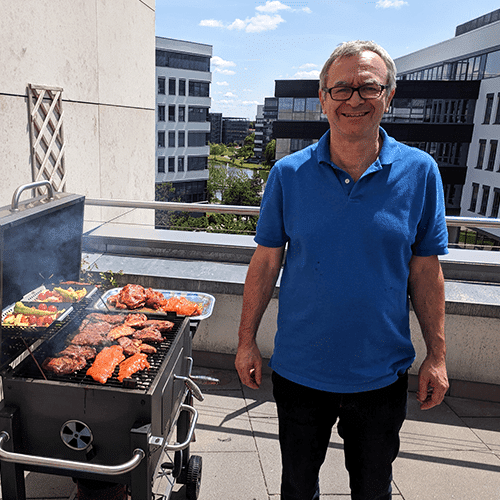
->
[[222, 117, 250, 146], [209, 113, 223, 144], [254, 98, 278, 160], [155, 37, 212, 204]]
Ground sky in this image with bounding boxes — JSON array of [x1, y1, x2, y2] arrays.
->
[[155, 1, 500, 120]]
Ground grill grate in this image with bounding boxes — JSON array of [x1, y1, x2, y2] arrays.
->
[[4, 311, 186, 392]]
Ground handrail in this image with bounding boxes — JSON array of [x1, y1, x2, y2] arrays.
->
[[84, 198, 500, 229]]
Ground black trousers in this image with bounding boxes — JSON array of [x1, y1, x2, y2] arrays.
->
[[272, 371, 408, 500]]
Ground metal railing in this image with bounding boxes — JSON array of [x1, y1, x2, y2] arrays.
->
[[85, 198, 500, 249]]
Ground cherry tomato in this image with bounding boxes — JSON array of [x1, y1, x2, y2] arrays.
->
[[36, 316, 44, 327], [28, 315, 37, 325], [42, 316, 53, 325], [48, 305, 58, 312], [38, 304, 47, 311]]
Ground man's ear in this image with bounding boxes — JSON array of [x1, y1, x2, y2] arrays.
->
[[385, 87, 396, 112]]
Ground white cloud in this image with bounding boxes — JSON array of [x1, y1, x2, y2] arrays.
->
[[228, 14, 285, 33], [215, 68, 236, 75], [199, 19, 224, 27], [212, 56, 236, 68], [376, 0, 408, 8], [294, 69, 320, 79], [302, 7, 312, 13], [216, 81, 230, 86], [298, 63, 318, 70], [224, 92, 237, 98], [242, 100, 261, 106], [256, 1, 291, 13]]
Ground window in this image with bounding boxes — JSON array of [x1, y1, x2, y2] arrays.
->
[[158, 105, 165, 122], [179, 79, 186, 96], [158, 131, 165, 148], [188, 156, 208, 171], [178, 106, 185, 122], [168, 131, 175, 148], [476, 140, 486, 169], [169, 78, 176, 96], [168, 157, 175, 172], [158, 78, 165, 95], [178, 131, 185, 148], [178, 157, 185, 172], [479, 185, 490, 215], [484, 50, 500, 79], [490, 189, 500, 218], [484, 94, 494, 124], [156, 50, 210, 72], [168, 105, 175, 122], [495, 94, 500, 124], [188, 107, 208, 122], [188, 81, 210, 97], [469, 183, 479, 212], [487, 140, 497, 171], [157, 157, 165, 173], [188, 132, 208, 147]]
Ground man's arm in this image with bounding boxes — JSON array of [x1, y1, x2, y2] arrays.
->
[[235, 244, 285, 389], [408, 254, 449, 410]]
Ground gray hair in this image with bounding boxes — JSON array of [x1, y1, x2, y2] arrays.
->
[[319, 40, 397, 95]]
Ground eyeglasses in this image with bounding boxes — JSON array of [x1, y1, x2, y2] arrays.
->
[[323, 83, 388, 101]]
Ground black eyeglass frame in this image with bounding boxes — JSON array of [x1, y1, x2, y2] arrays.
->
[[323, 83, 389, 101]]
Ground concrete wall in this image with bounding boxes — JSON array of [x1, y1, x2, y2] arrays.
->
[[0, 0, 156, 225]]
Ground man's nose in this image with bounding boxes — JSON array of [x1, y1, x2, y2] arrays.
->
[[346, 88, 366, 105]]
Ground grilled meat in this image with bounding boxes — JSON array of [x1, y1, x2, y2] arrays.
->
[[86, 313, 125, 324], [86, 345, 125, 384], [108, 284, 146, 310], [160, 296, 202, 316], [43, 355, 87, 375], [132, 326, 163, 343], [139, 343, 157, 354], [70, 321, 112, 346], [117, 336, 158, 356], [107, 324, 136, 341], [117, 353, 150, 382], [58, 345, 97, 360], [139, 319, 174, 332], [124, 313, 148, 327], [145, 288, 167, 309]]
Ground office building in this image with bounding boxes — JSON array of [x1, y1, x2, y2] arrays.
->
[[155, 37, 212, 204]]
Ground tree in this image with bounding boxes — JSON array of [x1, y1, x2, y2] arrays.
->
[[264, 139, 276, 165]]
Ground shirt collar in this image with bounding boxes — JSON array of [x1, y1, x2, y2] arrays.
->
[[317, 126, 402, 170]]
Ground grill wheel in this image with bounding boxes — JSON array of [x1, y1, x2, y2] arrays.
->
[[186, 455, 202, 500]]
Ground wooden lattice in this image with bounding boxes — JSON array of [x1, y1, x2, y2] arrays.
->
[[27, 84, 67, 194]]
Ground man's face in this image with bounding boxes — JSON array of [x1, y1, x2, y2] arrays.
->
[[319, 51, 395, 141]]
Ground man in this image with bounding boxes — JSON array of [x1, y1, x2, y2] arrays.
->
[[235, 40, 449, 500]]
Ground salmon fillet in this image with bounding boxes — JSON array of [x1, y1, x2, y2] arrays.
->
[[86, 345, 125, 384], [117, 353, 150, 382]]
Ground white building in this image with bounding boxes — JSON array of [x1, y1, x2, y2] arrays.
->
[[155, 37, 212, 203], [394, 10, 500, 231]]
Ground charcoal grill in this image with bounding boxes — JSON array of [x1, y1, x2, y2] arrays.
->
[[0, 183, 207, 500]]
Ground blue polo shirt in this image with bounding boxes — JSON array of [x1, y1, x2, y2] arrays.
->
[[255, 128, 448, 393]]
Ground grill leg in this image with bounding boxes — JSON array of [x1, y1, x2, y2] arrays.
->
[[0, 405, 27, 500], [130, 422, 152, 500]]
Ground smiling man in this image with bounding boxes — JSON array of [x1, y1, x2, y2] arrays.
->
[[235, 40, 449, 500]]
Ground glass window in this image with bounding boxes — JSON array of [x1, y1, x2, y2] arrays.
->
[[157, 157, 165, 173], [158, 131, 165, 148], [156, 50, 210, 72], [490, 189, 500, 218], [178, 131, 185, 148], [158, 105, 165, 122], [293, 98, 305, 112], [178, 157, 185, 172], [494, 94, 500, 124], [479, 185, 490, 215], [178, 106, 185, 122], [169, 78, 176, 95], [169, 105, 175, 122], [476, 140, 486, 168], [168, 131, 175, 148], [188, 132, 208, 147], [469, 183, 479, 212], [158, 78, 165, 95], [179, 79, 186, 96], [168, 157, 175, 172], [188, 107, 208, 122], [486, 140, 497, 171], [188, 156, 208, 171], [484, 94, 494, 124], [484, 50, 500, 79], [188, 81, 210, 97]]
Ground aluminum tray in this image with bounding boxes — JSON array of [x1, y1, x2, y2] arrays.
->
[[93, 288, 215, 320], [23, 283, 98, 303]]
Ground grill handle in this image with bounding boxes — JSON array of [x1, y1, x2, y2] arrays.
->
[[0, 431, 145, 475], [175, 375, 204, 401], [11, 180, 55, 212], [164, 404, 198, 452]]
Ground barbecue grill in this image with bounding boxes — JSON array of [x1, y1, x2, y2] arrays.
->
[[0, 183, 211, 500]]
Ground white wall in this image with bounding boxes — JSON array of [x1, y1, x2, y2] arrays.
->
[[0, 0, 156, 225]]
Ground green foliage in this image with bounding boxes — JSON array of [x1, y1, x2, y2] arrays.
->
[[168, 212, 258, 235], [207, 165, 262, 206], [80, 258, 124, 290], [264, 139, 276, 165]]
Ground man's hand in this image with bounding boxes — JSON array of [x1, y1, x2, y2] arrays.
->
[[235, 341, 262, 389], [416, 355, 449, 410]]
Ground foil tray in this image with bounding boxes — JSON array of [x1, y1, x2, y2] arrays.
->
[[92, 288, 215, 321]]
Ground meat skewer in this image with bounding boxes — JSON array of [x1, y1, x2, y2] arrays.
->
[[86, 345, 125, 384]]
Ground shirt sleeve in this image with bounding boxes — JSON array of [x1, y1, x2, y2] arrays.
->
[[412, 159, 449, 257], [254, 164, 289, 248]]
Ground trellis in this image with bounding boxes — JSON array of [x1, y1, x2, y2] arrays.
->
[[27, 84, 66, 194]]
